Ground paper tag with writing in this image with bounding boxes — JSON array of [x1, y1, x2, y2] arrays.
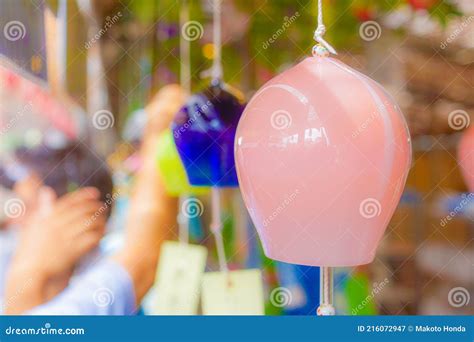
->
[[201, 269, 265, 315], [150, 241, 207, 315]]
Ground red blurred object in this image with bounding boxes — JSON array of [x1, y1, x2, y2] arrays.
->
[[408, 0, 438, 10], [353, 7, 376, 22], [0, 61, 77, 139]]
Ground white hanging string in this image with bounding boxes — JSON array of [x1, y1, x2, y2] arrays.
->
[[178, 197, 189, 244], [211, 0, 223, 82], [179, 0, 191, 94], [178, 0, 191, 244], [210, 187, 228, 273], [313, 0, 337, 55], [57, 0, 68, 88]]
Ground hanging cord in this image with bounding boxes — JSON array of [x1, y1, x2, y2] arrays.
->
[[313, 0, 337, 55], [211, 0, 223, 82], [210, 188, 229, 272], [179, 0, 191, 94], [178, 0, 191, 244], [178, 197, 190, 244], [201, 0, 224, 82], [317, 267, 336, 315], [57, 0, 68, 88]]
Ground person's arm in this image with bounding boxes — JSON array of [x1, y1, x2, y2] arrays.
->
[[5, 85, 184, 315], [112, 84, 184, 305], [26, 259, 136, 316], [4, 187, 106, 314]]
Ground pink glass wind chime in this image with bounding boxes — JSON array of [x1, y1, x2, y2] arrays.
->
[[235, 0, 412, 315]]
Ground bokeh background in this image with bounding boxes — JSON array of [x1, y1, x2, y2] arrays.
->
[[0, 0, 473, 315]]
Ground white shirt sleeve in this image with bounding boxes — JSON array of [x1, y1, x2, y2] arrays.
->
[[27, 259, 136, 316]]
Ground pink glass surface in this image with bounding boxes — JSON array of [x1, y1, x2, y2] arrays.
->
[[235, 56, 412, 267]]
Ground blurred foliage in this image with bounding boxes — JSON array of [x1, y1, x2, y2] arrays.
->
[[115, 0, 464, 103]]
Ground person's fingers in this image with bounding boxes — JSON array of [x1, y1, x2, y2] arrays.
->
[[54, 187, 100, 212], [144, 85, 185, 134], [54, 200, 105, 229], [78, 214, 107, 235], [13, 172, 42, 206], [147, 84, 183, 111], [37, 186, 57, 215], [74, 209, 107, 235], [72, 230, 104, 257]]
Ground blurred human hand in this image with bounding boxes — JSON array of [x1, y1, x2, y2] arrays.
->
[[143, 84, 185, 138], [5, 187, 107, 314], [13, 186, 106, 276]]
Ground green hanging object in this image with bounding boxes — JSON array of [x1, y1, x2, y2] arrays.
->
[[156, 129, 208, 197], [345, 273, 378, 315]]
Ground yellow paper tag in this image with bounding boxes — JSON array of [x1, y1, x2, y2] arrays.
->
[[149, 241, 207, 315], [201, 269, 265, 315]]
